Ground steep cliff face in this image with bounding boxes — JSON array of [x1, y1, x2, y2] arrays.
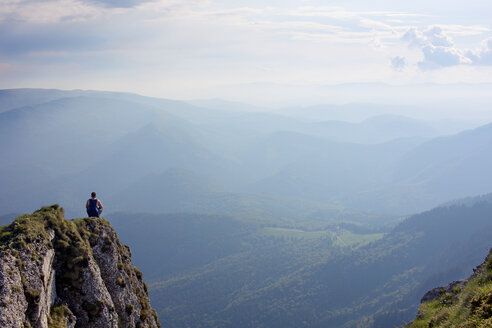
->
[[0, 205, 161, 328], [406, 248, 492, 328]]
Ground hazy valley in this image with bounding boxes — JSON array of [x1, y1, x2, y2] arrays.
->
[[2, 88, 492, 218], [1, 88, 492, 327]]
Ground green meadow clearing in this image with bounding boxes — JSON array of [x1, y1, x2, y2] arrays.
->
[[261, 227, 384, 248]]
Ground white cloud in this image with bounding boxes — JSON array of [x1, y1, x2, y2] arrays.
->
[[400, 25, 491, 70], [419, 45, 471, 70], [401, 27, 425, 47], [391, 56, 406, 71], [423, 26, 453, 47], [402, 26, 455, 48], [467, 38, 492, 66], [479, 38, 492, 65], [435, 24, 490, 37], [2, 1, 492, 96], [0, 0, 109, 23]]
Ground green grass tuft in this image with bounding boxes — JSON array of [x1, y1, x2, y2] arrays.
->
[[48, 305, 71, 328], [134, 267, 143, 281], [116, 277, 126, 288]]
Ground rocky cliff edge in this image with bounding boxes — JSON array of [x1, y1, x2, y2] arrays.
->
[[0, 205, 161, 328]]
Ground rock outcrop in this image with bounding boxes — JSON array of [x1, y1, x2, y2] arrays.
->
[[406, 248, 492, 327], [420, 279, 467, 303], [0, 205, 161, 328]]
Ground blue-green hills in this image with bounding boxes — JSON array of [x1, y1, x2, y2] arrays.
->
[[1, 88, 492, 218], [2, 88, 492, 327], [105, 195, 492, 327]]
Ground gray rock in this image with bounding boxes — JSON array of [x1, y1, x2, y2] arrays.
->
[[0, 253, 28, 328], [420, 279, 467, 303], [87, 220, 159, 328], [0, 207, 161, 328]]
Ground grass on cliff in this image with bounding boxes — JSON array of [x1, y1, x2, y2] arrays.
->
[[0, 205, 107, 290], [0, 205, 162, 328], [48, 305, 73, 328], [406, 249, 492, 328], [0, 204, 62, 252], [0, 205, 108, 295]]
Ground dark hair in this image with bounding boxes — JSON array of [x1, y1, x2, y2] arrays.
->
[[91, 192, 96, 198]]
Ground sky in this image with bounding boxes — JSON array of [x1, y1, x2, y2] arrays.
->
[[1, 0, 492, 106]]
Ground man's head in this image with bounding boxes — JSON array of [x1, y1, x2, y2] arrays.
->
[[91, 192, 96, 198]]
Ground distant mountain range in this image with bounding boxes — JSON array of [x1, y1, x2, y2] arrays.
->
[[1, 88, 492, 218], [2, 88, 492, 328]]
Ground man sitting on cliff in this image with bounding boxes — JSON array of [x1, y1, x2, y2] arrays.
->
[[86, 192, 103, 217]]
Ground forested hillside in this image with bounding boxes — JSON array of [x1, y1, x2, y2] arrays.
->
[[107, 198, 492, 328]]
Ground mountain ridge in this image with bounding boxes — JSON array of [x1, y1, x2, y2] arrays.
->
[[2, 88, 492, 218]]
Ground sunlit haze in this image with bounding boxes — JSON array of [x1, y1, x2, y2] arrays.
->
[[1, 0, 492, 113], [3, 2, 492, 328]]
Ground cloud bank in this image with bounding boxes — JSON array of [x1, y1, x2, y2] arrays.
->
[[1, 0, 492, 99], [88, 0, 153, 8], [400, 26, 492, 70]]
